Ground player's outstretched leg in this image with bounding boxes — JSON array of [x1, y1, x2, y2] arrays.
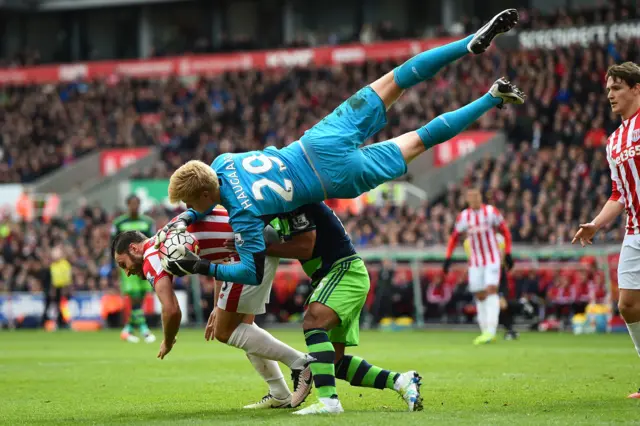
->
[[394, 78, 525, 164], [334, 351, 423, 412], [371, 9, 519, 110]]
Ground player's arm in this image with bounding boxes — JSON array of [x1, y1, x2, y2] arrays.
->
[[573, 146, 625, 246], [443, 230, 460, 274], [204, 279, 223, 341], [154, 275, 182, 359], [265, 208, 317, 259], [163, 215, 266, 286], [494, 209, 514, 270], [444, 212, 467, 274], [266, 231, 316, 259], [211, 216, 266, 285], [213, 280, 222, 302]]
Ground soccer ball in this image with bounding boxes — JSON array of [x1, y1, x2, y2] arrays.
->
[[158, 230, 200, 261]]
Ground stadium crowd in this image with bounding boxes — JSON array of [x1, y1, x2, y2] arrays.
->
[[1, 2, 635, 327]]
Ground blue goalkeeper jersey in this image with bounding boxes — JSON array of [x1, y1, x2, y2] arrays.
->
[[203, 143, 325, 285]]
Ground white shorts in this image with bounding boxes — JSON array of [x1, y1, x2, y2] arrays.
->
[[468, 263, 501, 293], [217, 256, 279, 315], [618, 234, 640, 290]]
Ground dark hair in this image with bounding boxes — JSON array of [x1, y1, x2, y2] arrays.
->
[[111, 231, 147, 258], [606, 62, 640, 88]]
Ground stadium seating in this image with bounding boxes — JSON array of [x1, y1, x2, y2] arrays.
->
[[1, 5, 637, 326]]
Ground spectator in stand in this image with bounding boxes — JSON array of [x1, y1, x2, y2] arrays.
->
[[547, 274, 578, 327], [424, 275, 454, 322], [574, 271, 592, 314], [371, 259, 395, 326]]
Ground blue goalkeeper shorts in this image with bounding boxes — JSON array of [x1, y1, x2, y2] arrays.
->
[[299, 86, 408, 199]]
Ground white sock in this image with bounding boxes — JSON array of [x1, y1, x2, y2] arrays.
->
[[626, 321, 640, 357], [228, 323, 307, 369], [475, 299, 487, 333], [246, 354, 291, 399], [485, 294, 500, 336]]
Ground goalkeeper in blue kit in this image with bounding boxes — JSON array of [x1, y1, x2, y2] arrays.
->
[[158, 9, 525, 288]]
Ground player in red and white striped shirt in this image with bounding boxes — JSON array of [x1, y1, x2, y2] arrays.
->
[[572, 62, 640, 399], [112, 208, 312, 408], [443, 188, 513, 345]]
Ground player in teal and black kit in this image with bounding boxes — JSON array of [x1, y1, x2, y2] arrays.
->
[[266, 202, 422, 414], [111, 195, 156, 343]]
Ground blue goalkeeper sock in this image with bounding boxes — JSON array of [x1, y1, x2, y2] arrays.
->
[[393, 35, 473, 89], [416, 93, 501, 149]]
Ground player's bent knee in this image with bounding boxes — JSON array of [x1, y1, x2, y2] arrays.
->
[[392, 131, 426, 164], [303, 303, 340, 330], [302, 311, 323, 330], [618, 301, 640, 323], [618, 289, 640, 322], [214, 326, 234, 344], [370, 70, 404, 110]]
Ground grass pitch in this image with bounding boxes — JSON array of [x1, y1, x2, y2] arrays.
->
[[1, 329, 639, 425]]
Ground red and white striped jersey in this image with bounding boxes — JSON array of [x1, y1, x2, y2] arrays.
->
[[454, 205, 505, 267], [606, 111, 640, 234], [142, 208, 236, 288]]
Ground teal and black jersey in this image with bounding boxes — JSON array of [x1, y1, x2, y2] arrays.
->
[[275, 202, 357, 282], [111, 214, 156, 240]]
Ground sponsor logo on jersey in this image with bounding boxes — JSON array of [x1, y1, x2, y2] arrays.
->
[[615, 146, 640, 165], [234, 233, 244, 247], [291, 213, 310, 230]]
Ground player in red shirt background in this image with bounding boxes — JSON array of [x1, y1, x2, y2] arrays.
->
[[572, 62, 640, 399], [443, 188, 514, 345]]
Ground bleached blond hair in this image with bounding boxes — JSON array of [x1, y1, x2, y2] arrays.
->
[[168, 160, 219, 204]]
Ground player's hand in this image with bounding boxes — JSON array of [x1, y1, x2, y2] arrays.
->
[[504, 253, 514, 271], [223, 239, 237, 253], [161, 249, 211, 277], [204, 309, 217, 341], [443, 258, 452, 275], [157, 338, 176, 360], [571, 222, 598, 247], [154, 211, 194, 249]]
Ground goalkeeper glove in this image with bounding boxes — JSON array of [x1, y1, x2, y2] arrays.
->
[[505, 253, 514, 271], [154, 210, 196, 249], [161, 248, 212, 277]]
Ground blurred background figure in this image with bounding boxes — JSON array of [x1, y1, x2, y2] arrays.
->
[[48, 245, 71, 329], [110, 195, 156, 343]]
